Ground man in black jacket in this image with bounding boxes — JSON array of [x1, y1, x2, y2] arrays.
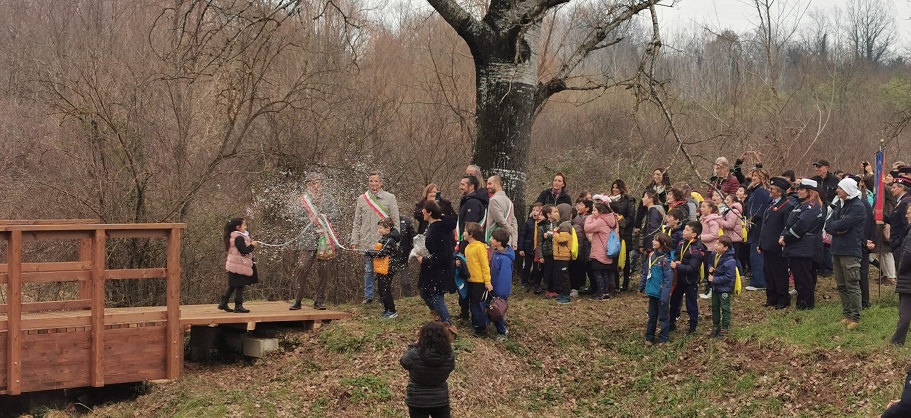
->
[[457, 175, 489, 253], [759, 177, 798, 309], [889, 177, 911, 267], [825, 178, 867, 328]]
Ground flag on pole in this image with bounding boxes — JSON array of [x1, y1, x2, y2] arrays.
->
[[874, 146, 886, 223]]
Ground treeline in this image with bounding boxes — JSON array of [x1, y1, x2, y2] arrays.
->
[[0, 0, 907, 304]]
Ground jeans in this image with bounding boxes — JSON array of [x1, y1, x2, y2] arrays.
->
[[467, 282, 489, 333], [669, 283, 699, 331], [363, 255, 375, 300], [749, 242, 766, 288], [711, 290, 732, 331], [789, 256, 817, 309], [892, 294, 911, 345], [821, 245, 834, 273], [834, 255, 862, 322], [646, 296, 670, 343], [420, 291, 450, 324]]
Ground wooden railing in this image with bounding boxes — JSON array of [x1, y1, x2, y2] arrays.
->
[[0, 221, 185, 395]]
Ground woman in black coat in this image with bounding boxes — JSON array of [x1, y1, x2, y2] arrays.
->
[[609, 179, 637, 290], [534, 172, 572, 206], [400, 321, 456, 418], [417, 200, 457, 324], [891, 205, 911, 345], [779, 180, 824, 310]]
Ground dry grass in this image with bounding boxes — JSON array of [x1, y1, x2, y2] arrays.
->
[[84, 276, 909, 418]]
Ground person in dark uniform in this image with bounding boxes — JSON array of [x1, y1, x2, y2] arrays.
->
[[888, 176, 911, 267], [759, 177, 797, 309], [812, 159, 840, 276], [779, 179, 824, 310]]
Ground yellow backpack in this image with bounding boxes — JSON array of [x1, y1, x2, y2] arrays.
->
[[734, 267, 742, 295], [570, 228, 579, 260]]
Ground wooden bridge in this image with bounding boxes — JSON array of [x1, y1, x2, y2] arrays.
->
[[0, 220, 349, 395]]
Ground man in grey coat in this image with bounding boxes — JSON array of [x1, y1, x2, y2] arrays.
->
[[485, 175, 518, 248], [290, 174, 338, 310], [351, 172, 400, 304]]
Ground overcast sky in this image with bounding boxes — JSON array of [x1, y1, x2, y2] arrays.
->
[[661, 0, 911, 46]]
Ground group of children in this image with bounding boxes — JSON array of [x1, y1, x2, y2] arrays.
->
[[515, 191, 744, 344]]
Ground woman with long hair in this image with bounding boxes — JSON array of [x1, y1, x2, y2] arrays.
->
[[779, 179, 825, 309], [415, 183, 439, 235], [400, 321, 456, 418], [534, 172, 572, 206], [609, 179, 636, 291], [220, 217, 259, 313]]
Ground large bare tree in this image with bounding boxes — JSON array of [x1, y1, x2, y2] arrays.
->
[[426, 0, 662, 203]]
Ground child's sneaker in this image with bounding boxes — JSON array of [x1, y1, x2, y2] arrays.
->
[[381, 310, 389, 317], [385, 311, 398, 319], [556, 296, 571, 304], [545, 291, 559, 298], [495, 332, 508, 342], [699, 289, 712, 300], [570, 289, 579, 298]]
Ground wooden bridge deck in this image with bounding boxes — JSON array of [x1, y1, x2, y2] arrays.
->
[[0, 221, 351, 396]]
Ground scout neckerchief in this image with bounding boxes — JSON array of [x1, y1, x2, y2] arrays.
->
[[647, 251, 665, 280], [363, 190, 389, 219]]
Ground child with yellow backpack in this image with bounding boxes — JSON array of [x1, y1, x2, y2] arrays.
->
[[707, 235, 742, 339], [553, 203, 576, 304], [365, 218, 401, 319]]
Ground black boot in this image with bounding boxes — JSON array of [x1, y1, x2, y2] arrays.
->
[[217, 295, 233, 312], [234, 304, 250, 313], [313, 301, 326, 310], [289, 299, 302, 310]]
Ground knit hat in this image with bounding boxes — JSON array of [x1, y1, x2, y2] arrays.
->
[[837, 177, 860, 199], [769, 177, 790, 193]]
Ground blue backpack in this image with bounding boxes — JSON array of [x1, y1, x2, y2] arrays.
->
[[606, 230, 621, 258]]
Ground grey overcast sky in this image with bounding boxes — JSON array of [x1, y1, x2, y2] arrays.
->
[[661, 0, 911, 46]]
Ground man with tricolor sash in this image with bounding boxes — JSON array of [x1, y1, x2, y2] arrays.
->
[[290, 174, 339, 311], [351, 172, 400, 304], [485, 175, 518, 249]]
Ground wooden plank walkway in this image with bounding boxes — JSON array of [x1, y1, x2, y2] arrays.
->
[[0, 221, 351, 396]]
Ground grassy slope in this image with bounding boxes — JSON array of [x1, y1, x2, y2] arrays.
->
[[90, 279, 910, 418]]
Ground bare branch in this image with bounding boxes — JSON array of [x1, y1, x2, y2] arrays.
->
[[534, 1, 655, 108], [426, 0, 492, 49]]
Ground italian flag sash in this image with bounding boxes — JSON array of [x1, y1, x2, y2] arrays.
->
[[363, 192, 390, 219], [299, 193, 341, 248], [485, 200, 514, 242]]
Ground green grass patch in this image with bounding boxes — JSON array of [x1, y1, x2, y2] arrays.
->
[[738, 298, 908, 353], [340, 375, 393, 403]]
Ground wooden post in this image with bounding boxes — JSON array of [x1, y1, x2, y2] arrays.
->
[[166, 227, 182, 379], [79, 238, 92, 301], [90, 228, 106, 387], [7, 230, 21, 395]]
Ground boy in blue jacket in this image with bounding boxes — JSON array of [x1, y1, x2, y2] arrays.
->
[[639, 233, 674, 345], [670, 221, 706, 334], [709, 235, 738, 339], [489, 229, 515, 341], [662, 208, 687, 250]]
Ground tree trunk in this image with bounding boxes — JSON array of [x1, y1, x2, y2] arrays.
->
[[471, 27, 540, 214]]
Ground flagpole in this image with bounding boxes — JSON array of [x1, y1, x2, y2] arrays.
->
[[877, 138, 885, 301]]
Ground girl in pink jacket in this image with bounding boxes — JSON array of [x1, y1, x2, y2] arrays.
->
[[585, 202, 619, 300]]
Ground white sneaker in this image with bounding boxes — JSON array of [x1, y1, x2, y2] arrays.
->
[[699, 290, 712, 300], [789, 289, 797, 295], [745, 286, 765, 291], [570, 289, 579, 298]]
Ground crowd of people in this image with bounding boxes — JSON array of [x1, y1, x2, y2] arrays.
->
[[215, 159, 911, 417]]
